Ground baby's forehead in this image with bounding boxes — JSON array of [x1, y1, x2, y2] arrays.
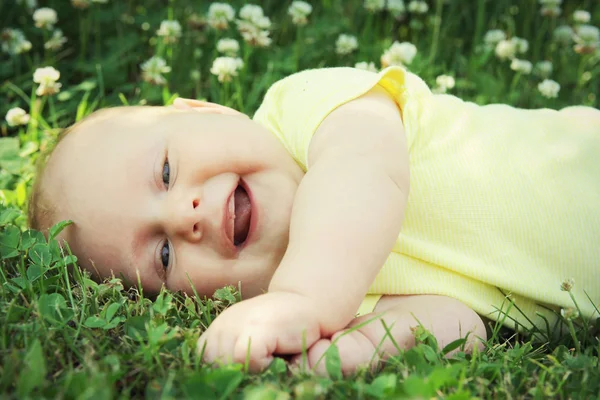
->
[[53, 107, 173, 157], [46, 107, 166, 198], [77, 106, 170, 132]]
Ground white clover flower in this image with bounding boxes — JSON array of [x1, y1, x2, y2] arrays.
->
[[494, 39, 517, 60], [335, 34, 358, 55], [207, 3, 235, 30], [190, 70, 201, 81], [71, 0, 91, 9], [407, 0, 428, 14], [33, 7, 58, 29], [554, 25, 574, 44], [237, 21, 272, 47], [44, 29, 67, 51], [140, 56, 171, 85], [560, 277, 575, 292], [249, 29, 272, 47], [512, 37, 529, 53], [575, 25, 600, 44], [510, 58, 532, 74], [17, 39, 32, 53], [5, 107, 30, 127], [573, 10, 591, 24], [156, 20, 182, 44], [216, 38, 240, 56], [560, 307, 579, 321], [540, 6, 561, 16], [364, 0, 386, 12], [288, 1, 313, 26], [435, 74, 455, 91], [237, 4, 272, 47], [1, 28, 32, 55], [381, 41, 417, 67], [210, 56, 244, 82], [539, 0, 562, 17], [239, 4, 268, 26], [484, 29, 506, 47], [187, 13, 206, 30], [534, 60, 553, 78], [355, 61, 378, 72], [538, 79, 560, 98], [255, 15, 272, 29], [386, 0, 406, 17], [33, 66, 62, 96], [574, 24, 600, 54]]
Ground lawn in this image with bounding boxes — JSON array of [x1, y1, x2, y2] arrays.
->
[[1, 0, 599, 398]]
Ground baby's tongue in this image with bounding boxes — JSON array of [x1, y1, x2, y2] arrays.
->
[[233, 186, 251, 245]]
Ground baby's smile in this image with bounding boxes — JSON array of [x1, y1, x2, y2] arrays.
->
[[230, 180, 252, 246]]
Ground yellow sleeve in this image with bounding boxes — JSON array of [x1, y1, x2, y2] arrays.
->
[[252, 66, 431, 170], [356, 294, 383, 317]]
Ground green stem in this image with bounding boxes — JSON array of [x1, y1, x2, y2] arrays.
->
[[79, 11, 88, 63], [48, 95, 58, 129], [25, 53, 33, 70], [361, 13, 373, 47], [94, 11, 101, 60], [429, 0, 444, 63], [42, 29, 49, 62], [220, 81, 229, 106], [566, 319, 581, 354], [33, 96, 46, 144], [167, 45, 173, 67], [576, 55, 590, 90], [96, 63, 105, 101], [15, 55, 22, 78], [294, 28, 302, 71], [509, 73, 521, 94], [241, 45, 252, 84], [533, 19, 548, 62], [234, 77, 244, 113]]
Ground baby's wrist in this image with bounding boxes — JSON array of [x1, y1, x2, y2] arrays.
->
[[264, 290, 326, 325]]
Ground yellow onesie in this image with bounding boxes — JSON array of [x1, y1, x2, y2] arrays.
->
[[253, 66, 600, 331]]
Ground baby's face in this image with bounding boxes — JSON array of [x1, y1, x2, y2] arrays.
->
[[48, 106, 304, 298]]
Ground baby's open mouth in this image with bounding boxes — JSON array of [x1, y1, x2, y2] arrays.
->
[[233, 184, 251, 246]]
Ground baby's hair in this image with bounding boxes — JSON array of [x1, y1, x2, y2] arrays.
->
[[27, 126, 69, 232], [27, 107, 131, 234]]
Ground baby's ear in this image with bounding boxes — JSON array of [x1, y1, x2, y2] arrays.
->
[[172, 98, 245, 117]]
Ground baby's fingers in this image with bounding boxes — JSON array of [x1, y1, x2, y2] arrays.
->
[[233, 331, 275, 373], [292, 330, 380, 377], [197, 330, 237, 366]]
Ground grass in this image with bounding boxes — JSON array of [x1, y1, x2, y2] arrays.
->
[[1, 0, 600, 398]]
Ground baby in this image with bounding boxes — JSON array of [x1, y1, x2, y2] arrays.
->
[[29, 66, 600, 376]]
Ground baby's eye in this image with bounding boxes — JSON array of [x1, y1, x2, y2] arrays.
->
[[160, 240, 170, 270], [162, 159, 170, 188]]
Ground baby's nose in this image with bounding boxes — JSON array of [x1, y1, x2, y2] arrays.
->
[[168, 196, 203, 242]]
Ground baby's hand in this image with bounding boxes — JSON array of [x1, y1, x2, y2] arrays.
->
[[290, 324, 381, 377], [197, 292, 322, 373], [290, 294, 488, 377]]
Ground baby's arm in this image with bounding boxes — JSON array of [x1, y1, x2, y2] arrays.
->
[[268, 85, 410, 335], [293, 295, 487, 377], [198, 86, 410, 371]]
